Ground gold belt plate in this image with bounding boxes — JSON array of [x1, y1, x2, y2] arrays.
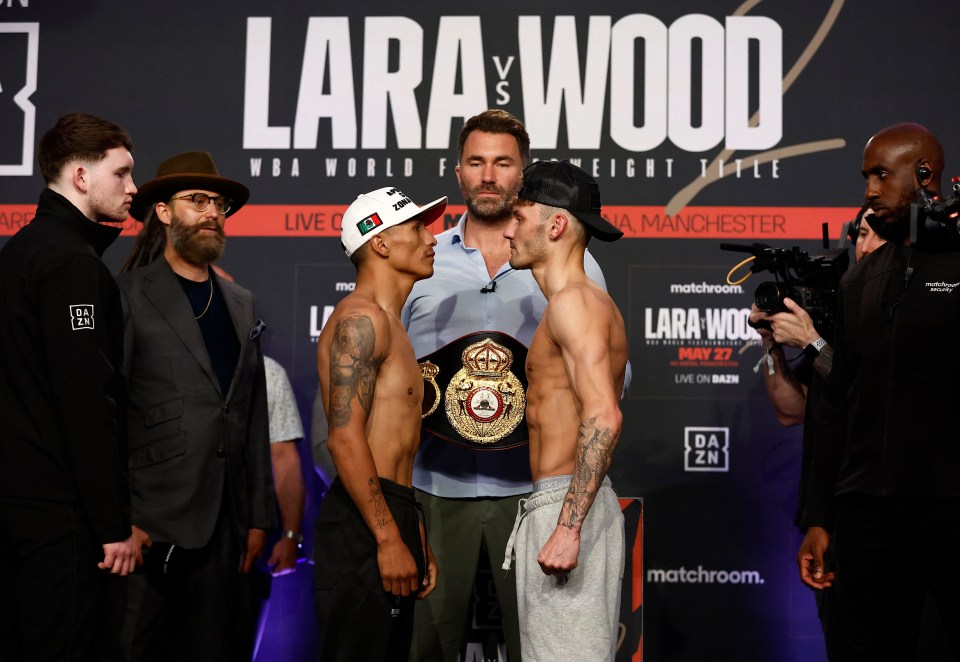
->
[[443, 338, 525, 444]]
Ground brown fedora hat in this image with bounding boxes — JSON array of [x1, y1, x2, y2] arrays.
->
[[129, 151, 250, 221]]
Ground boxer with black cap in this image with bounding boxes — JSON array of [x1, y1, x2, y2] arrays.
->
[[501, 160, 627, 661]]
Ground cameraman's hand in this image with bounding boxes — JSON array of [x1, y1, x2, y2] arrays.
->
[[768, 298, 820, 350], [749, 305, 776, 348]]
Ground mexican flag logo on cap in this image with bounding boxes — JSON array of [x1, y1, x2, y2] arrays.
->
[[357, 213, 383, 235]]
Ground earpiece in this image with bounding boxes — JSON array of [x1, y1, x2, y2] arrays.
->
[[917, 165, 932, 183]]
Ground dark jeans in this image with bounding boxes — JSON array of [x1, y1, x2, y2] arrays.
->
[[314, 477, 425, 662], [112, 502, 248, 662], [0, 498, 109, 661], [834, 495, 960, 662]]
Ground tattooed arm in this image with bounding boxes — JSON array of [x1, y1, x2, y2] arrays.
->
[[536, 289, 624, 577], [321, 308, 420, 597]]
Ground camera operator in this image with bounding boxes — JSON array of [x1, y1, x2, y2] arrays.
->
[[851, 208, 885, 264], [751, 297, 832, 379], [804, 122, 960, 661], [750, 207, 885, 415], [749, 206, 884, 661]]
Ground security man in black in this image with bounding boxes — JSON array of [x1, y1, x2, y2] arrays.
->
[[810, 123, 960, 661]]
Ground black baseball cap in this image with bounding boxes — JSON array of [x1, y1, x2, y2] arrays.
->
[[517, 160, 623, 241]]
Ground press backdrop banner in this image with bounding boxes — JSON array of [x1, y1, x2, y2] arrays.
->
[[2, 1, 959, 659]]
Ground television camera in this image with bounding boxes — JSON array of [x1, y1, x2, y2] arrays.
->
[[908, 176, 960, 253], [721, 226, 849, 338]]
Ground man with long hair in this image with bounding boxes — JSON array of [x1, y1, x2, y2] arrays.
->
[[114, 152, 275, 661]]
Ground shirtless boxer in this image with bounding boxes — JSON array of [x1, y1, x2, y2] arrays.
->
[[501, 160, 629, 662], [314, 186, 443, 661]]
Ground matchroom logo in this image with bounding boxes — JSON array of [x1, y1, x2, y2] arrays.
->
[[0, 22, 38, 176], [684, 426, 729, 472]]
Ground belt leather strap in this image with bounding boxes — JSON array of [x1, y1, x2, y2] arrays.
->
[[418, 331, 529, 451]]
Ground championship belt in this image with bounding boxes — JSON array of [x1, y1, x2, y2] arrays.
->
[[418, 331, 528, 451]]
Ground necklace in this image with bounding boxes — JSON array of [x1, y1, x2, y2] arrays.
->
[[195, 279, 214, 320]]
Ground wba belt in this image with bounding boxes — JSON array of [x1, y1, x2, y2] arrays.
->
[[418, 331, 528, 451]]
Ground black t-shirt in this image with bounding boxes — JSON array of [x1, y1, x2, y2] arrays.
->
[[176, 273, 239, 395]]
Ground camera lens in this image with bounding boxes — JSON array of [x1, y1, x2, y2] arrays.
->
[[754, 281, 784, 313]]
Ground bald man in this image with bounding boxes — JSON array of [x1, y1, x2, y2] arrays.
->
[[859, 123, 945, 244], [804, 123, 960, 660]]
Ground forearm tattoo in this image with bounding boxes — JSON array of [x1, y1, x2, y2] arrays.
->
[[369, 478, 393, 529], [560, 417, 616, 529], [329, 314, 377, 428]]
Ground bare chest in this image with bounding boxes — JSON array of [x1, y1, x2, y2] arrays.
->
[[376, 322, 424, 405], [526, 326, 566, 389]]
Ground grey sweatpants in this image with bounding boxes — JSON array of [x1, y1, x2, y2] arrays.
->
[[503, 475, 625, 662]]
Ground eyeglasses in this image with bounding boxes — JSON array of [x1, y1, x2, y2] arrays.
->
[[170, 192, 232, 215]]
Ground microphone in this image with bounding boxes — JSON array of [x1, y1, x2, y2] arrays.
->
[[480, 280, 497, 293]]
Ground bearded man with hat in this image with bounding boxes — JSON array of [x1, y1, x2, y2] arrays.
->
[[313, 185, 443, 661], [501, 160, 627, 662], [113, 152, 276, 661]]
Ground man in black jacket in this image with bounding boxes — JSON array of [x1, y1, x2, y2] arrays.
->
[[0, 113, 145, 660], [805, 123, 960, 660]]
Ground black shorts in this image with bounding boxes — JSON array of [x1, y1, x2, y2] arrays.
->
[[314, 477, 425, 662]]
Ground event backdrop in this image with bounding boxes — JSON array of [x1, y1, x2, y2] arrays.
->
[[2, 1, 959, 660]]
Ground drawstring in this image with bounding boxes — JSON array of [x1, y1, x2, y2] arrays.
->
[[501, 497, 528, 572], [415, 501, 429, 570]]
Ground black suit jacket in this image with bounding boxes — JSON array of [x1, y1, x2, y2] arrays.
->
[[118, 258, 276, 549]]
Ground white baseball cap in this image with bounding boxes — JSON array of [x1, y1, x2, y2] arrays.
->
[[341, 186, 447, 257]]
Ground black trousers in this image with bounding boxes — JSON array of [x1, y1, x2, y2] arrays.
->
[[314, 477, 425, 662], [0, 497, 108, 661], [815, 546, 853, 662], [834, 495, 960, 662], [112, 497, 249, 662]]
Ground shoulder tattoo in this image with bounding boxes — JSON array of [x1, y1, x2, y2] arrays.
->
[[328, 314, 378, 428]]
